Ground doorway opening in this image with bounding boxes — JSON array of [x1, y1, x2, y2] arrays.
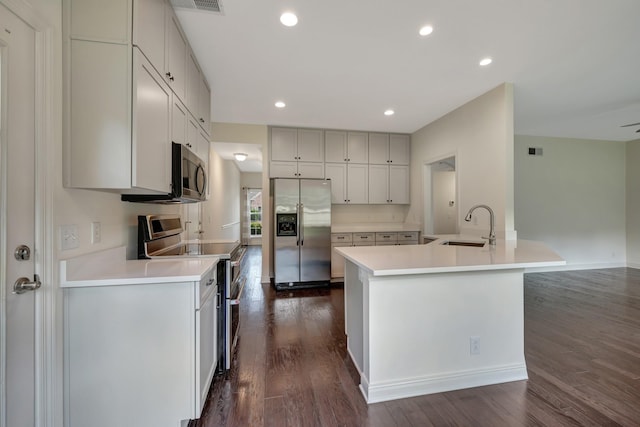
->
[[243, 187, 262, 246], [423, 155, 458, 237]]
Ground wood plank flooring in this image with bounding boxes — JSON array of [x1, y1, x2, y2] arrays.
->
[[195, 247, 640, 426]]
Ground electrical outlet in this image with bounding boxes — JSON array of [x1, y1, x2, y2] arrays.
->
[[470, 336, 480, 355], [91, 222, 101, 244], [60, 224, 79, 250]]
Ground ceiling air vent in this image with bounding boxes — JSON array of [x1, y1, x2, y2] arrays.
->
[[170, 0, 224, 14]]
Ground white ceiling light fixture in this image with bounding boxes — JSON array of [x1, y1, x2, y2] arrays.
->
[[384, 109, 395, 116], [280, 12, 298, 27], [275, 101, 286, 108], [234, 153, 248, 162], [419, 25, 433, 36], [479, 57, 493, 66]]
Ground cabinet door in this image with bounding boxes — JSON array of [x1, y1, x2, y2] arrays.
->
[[133, 50, 171, 192], [165, 10, 187, 100], [133, 0, 166, 71], [297, 162, 324, 179], [197, 129, 210, 169], [198, 73, 211, 134], [270, 161, 298, 178], [196, 287, 216, 414], [331, 243, 351, 278], [368, 132, 389, 164], [389, 134, 410, 165], [186, 51, 200, 117], [297, 129, 324, 162], [324, 130, 347, 163], [347, 132, 368, 163], [389, 165, 410, 204], [171, 96, 187, 146], [187, 115, 199, 152], [271, 127, 297, 161], [368, 165, 389, 204], [325, 163, 346, 204], [347, 163, 368, 204]]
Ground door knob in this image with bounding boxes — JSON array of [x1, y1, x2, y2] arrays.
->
[[14, 245, 31, 260], [13, 274, 41, 294]]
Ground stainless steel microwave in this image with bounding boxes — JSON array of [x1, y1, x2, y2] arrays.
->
[[122, 143, 207, 203]]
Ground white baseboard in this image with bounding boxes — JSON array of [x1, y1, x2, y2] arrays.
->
[[361, 364, 528, 404]]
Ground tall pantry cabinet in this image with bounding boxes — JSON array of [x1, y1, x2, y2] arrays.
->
[[63, 0, 211, 193]]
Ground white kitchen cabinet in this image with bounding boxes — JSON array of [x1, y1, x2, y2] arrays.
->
[[197, 72, 212, 133], [165, 7, 187, 101], [368, 164, 409, 204], [325, 163, 368, 204], [64, 267, 218, 427], [64, 0, 211, 192], [271, 127, 324, 163], [270, 127, 324, 177], [369, 133, 410, 165], [131, 48, 172, 193], [186, 50, 200, 117], [133, 0, 166, 69], [324, 130, 368, 163], [172, 96, 188, 146]]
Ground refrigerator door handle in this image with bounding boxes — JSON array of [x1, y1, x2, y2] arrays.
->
[[299, 203, 304, 246], [296, 203, 300, 246]]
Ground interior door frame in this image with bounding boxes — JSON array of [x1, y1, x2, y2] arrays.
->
[[422, 152, 458, 237], [0, 1, 56, 426]]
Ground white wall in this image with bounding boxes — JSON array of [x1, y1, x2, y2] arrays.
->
[[627, 139, 640, 267], [201, 148, 241, 241], [409, 83, 515, 239], [515, 135, 626, 269], [241, 172, 262, 188], [211, 122, 270, 280]]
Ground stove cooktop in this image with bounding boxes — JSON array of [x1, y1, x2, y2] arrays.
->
[[157, 241, 240, 258]]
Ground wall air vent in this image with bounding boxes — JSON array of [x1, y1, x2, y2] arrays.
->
[[170, 0, 224, 14], [528, 147, 543, 156]]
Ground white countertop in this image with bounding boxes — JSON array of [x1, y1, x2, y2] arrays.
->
[[335, 235, 565, 276], [60, 246, 218, 288], [332, 222, 421, 233]]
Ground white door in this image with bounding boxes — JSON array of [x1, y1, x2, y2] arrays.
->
[[0, 4, 38, 427]]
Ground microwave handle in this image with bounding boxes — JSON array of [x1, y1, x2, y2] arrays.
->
[[195, 164, 207, 195]]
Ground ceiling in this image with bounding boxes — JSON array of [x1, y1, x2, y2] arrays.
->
[[174, 0, 640, 172]]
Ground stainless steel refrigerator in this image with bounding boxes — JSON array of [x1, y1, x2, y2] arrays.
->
[[271, 178, 331, 289]]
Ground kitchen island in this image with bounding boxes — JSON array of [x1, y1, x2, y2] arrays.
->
[[335, 236, 564, 404]]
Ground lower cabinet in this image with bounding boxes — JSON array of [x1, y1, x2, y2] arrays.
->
[[64, 268, 217, 427], [331, 231, 419, 278]]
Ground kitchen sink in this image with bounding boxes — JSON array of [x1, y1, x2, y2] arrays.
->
[[440, 240, 486, 247]]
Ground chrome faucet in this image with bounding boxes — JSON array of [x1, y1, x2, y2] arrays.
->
[[464, 204, 496, 245]]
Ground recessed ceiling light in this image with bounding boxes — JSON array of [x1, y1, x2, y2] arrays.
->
[[234, 153, 248, 162], [275, 101, 286, 108], [280, 12, 298, 27], [479, 57, 493, 66], [419, 25, 433, 36], [384, 109, 395, 116]]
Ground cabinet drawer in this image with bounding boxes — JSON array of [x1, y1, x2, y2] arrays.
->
[[332, 233, 352, 243], [397, 231, 419, 241], [353, 232, 375, 244], [197, 268, 216, 309], [375, 232, 397, 243]]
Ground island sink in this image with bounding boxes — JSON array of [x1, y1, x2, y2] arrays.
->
[[440, 240, 485, 247]]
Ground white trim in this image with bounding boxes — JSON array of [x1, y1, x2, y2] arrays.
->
[[361, 364, 528, 404], [0, 2, 57, 427], [0, 25, 8, 427]]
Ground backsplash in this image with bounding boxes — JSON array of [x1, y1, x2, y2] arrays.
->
[[332, 204, 410, 224]]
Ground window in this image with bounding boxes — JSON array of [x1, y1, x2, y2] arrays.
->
[[248, 189, 262, 237]]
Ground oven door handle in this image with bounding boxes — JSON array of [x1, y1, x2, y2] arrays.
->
[[229, 247, 246, 268], [229, 276, 247, 306]]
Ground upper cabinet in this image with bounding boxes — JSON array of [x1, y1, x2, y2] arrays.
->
[[369, 133, 410, 165], [64, 0, 211, 191], [271, 127, 324, 163], [325, 131, 368, 164], [165, 9, 187, 101]]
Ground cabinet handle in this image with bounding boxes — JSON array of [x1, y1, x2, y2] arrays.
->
[[165, 71, 174, 81], [344, 158, 347, 161], [199, 118, 205, 123], [347, 158, 351, 161]]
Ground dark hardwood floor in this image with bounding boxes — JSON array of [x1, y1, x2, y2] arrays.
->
[[196, 247, 640, 426]]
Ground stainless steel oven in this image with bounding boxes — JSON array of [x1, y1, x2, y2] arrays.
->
[[137, 214, 243, 372], [226, 247, 246, 369]]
